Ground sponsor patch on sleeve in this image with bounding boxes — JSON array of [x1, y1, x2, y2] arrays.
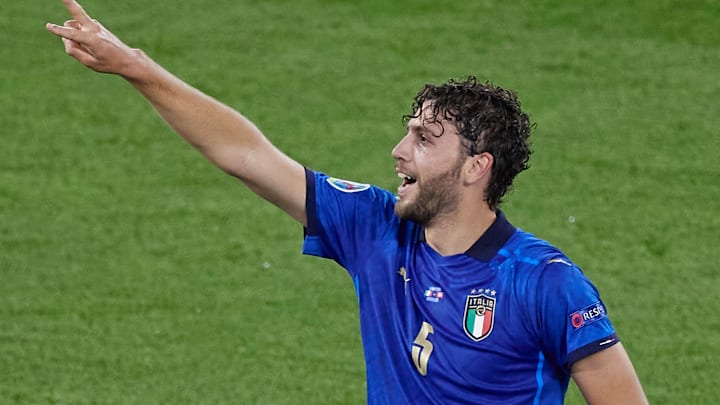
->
[[326, 177, 370, 193], [569, 302, 608, 330]]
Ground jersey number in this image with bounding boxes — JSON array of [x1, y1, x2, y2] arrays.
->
[[412, 321, 435, 376]]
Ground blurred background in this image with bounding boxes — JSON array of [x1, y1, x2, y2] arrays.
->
[[1, 0, 718, 403]]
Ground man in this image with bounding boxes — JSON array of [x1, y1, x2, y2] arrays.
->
[[46, 1, 648, 403]]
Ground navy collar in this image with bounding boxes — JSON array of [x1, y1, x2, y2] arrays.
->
[[418, 211, 516, 262]]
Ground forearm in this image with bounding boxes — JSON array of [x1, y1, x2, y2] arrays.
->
[[47, 0, 307, 224], [123, 52, 307, 222], [124, 50, 269, 179]]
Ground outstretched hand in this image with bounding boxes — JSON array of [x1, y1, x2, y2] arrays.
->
[[46, 0, 141, 77]]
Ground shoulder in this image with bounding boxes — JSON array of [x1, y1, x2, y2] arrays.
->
[[495, 229, 592, 295], [310, 170, 396, 206], [497, 229, 574, 273], [306, 169, 401, 239]]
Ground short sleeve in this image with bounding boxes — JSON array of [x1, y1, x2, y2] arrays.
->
[[535, 258, 619, 371], [302, 169, 398, 273]]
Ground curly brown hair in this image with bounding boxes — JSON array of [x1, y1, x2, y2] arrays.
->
[[402, 76, 533, 211]]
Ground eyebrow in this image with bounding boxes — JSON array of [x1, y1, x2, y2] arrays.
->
[[407, 123, 427, 133], [407, 121, 444, 138]]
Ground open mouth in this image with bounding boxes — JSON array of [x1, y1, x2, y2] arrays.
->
[[398, 172, 417, 188]]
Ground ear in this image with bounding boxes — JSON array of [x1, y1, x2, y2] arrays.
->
[[464, 152, 493, 184]]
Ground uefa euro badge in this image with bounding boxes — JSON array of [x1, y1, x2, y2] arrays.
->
[[326, 177, 370, 193], [463, 292, 496, 342]]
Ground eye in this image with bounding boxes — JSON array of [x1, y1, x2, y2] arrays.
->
[[418, 134, 428, 144]]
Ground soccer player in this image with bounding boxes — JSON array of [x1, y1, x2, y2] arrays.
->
[[46, 1, 648, 403]]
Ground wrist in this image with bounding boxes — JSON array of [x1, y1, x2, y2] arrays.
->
[[121, 48, 155, 84]]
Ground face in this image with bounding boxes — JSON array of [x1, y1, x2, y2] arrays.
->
[[392, 103, 467, 225]]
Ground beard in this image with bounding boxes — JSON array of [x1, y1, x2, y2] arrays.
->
[[394, 159, 464, 226]]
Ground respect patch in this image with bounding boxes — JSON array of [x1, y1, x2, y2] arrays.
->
[[569, 302, 607, 330]]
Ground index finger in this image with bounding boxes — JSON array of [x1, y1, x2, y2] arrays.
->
[[62, 0, 93, 26]]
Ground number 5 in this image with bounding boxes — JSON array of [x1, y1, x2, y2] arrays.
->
[[412, 321, 434, 376]]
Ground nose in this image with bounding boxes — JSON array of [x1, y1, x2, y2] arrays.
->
[[392, 133, 412, 161]]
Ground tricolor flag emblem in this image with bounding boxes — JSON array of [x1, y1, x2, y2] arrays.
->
[[463, 293, 496, 342]]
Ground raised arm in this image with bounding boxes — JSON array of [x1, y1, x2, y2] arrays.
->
[[571, 343, 649, 405], [46, 0, 307, 225]]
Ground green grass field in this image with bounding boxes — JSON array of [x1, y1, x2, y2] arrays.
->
[[2, 0, 718, 403]]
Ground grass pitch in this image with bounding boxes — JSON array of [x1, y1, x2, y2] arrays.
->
[[1, 0, 718, 403]]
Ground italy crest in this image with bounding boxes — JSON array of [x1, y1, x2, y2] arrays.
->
[[463, 293, 496, 342]]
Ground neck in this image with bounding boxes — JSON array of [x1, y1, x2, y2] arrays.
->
[[424, 208, 497, 256]]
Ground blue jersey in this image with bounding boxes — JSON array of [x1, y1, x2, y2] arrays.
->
[[302, 170, 618, 404]]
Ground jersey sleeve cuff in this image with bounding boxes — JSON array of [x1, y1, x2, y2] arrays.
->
[[304, 167, 319, 236], [566, 333, 620, 368]]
